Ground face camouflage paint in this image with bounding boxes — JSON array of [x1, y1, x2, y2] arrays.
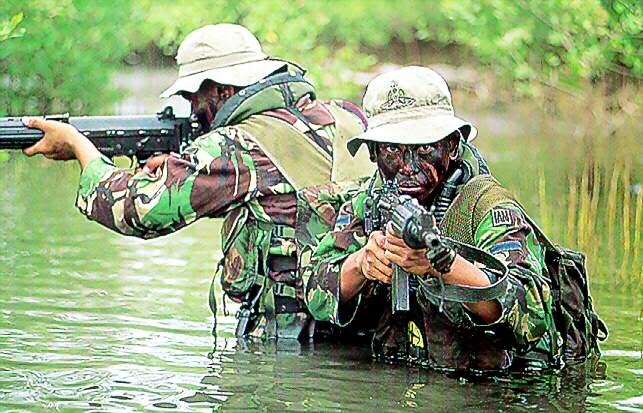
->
[[375, 138, 455, 205]]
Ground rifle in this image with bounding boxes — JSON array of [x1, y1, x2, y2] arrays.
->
[[364, 180, 456, 314], [0, 106, 198, 165]]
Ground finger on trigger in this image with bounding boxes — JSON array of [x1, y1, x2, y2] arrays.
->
[[385, 251, 404, 267], [371, 245, 391, 266], [386, 234, 406, 247]]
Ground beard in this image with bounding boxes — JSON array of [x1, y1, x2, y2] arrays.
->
[[190, 99, 219, 134]]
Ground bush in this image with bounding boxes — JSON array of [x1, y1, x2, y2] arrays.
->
[[0, 0, 640, 114], [0, 0, 134, 116]]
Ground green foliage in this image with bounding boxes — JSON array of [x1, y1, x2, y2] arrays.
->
[[0, 12, 25, 41], [0, 0, 134, 116], [130, 0, 640, 98], [0, 0, 640, 114]]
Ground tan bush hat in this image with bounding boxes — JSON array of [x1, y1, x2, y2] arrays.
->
[[160, 24, 288, 98], [347, 66, 477, 155]]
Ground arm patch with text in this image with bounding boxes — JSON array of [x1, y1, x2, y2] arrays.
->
[[491, 208, 514, 227]]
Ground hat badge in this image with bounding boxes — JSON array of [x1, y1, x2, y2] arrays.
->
[[379, 81, 416, 112]]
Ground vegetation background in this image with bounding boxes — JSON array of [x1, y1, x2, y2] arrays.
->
[[0, 0, 640, 284], [0, 2, 641, 410]]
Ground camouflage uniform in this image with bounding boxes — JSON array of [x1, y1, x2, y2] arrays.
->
[[299, 151, 563, 371], [76, 72, 371, 340]]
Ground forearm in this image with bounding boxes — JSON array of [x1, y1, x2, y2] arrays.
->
[[441, 254, 501, 323], [71, 132, 102, 169], [339, 250, 367, 302]]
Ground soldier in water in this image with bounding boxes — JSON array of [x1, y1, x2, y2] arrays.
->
[[21, 23, 374, 341], [299, 66, 604, 372]]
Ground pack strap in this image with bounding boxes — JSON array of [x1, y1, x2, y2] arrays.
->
[[249, 274, 298, 299], [417, 238, 509, 304], [271, 224, 296, 239]]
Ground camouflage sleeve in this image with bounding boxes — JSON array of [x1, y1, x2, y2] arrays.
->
[[76, 126, 292, 238], [302, 190, 371, 326], [469, 202, 560, 355]]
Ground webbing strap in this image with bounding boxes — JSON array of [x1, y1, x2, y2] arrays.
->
[[271, 224, 296, 239], [251, 274, 298, 299], [417, 238, 509, 303]]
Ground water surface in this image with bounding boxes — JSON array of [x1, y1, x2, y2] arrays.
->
[[0, 158, 640, 412]]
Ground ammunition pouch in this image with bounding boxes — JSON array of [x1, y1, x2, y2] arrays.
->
[[215, 212, 307, 339]]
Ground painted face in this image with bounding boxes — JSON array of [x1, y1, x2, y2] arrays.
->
[[181, 81, 232, 132], [375, 139, 455, 205]]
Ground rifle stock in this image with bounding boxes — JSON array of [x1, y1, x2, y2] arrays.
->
[[0, 106, 197, 163]]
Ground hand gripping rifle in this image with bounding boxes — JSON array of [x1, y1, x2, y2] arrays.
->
[[0, 106, 199, 166], [364, 180, 456, 314], [365, 175, 510, 315]]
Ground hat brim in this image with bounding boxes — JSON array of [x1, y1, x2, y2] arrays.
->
[[160, 59, 288, 98], [347, 114, 477, 156]]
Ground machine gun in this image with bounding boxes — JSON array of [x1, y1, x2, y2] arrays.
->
[[0, 106, 199, 165], [364, 180, 456, 314]]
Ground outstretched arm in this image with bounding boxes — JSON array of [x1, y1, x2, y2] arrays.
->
[[22, 118, 292, 239]]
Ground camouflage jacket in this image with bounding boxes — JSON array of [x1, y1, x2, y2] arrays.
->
[[76, 71, 371, 340], [299, 161, 563, 371]]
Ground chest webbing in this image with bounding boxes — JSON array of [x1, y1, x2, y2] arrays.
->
[[440, 174, 557, 250], [440, 174, 519, 245]]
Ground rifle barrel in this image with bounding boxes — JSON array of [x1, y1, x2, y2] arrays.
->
[[0, 108, 194, 160]]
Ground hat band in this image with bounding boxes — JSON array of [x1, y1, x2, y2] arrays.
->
[[178, 51, 268, 77], [368, 106, 454, 129]]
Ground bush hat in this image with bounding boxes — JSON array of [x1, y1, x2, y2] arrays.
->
[[160, 24, 289, 98], [347, 66, 477, 155]]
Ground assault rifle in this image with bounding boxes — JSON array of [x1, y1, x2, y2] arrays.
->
[[364, 180, 456, 314], [0, 106, 199, 165]]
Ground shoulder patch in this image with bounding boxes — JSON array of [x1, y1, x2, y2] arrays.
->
[[491, 208, 513, 227]]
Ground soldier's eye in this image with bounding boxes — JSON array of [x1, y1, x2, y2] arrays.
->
[[384, 144, 401, 154], [417, 144, 434, 154]]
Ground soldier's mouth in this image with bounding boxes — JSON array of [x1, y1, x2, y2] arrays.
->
[[398, 185, 425, 194]]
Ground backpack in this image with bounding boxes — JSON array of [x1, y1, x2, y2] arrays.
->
[[441, 174, 608, 362]]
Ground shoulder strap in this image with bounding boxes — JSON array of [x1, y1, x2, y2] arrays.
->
[[442, 174, 559, 253], [237, 115, 332, 190], [326, 104, 376, 183]]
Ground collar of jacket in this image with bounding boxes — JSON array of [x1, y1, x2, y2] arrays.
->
[[211, 68, 315, 129]]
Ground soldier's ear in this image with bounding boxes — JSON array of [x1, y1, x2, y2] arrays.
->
[[219, 85, 236, 99], [368, 142, 377, 162], [448, 129, 462, 160]]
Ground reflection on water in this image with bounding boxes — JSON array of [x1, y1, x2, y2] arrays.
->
[[0, 159, 640, 412]]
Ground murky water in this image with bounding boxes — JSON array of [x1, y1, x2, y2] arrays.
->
[[1, 154, 640, 413], [0, 69, 640, 412]]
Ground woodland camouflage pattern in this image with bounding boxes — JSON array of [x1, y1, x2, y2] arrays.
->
[[300, 161, 563, 371], [76, 83, 368, 339]]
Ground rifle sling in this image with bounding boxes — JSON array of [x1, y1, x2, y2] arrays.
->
[[417, 238, 509, 303]]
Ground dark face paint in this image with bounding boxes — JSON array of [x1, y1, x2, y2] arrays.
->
[[182, 81, 231, 132], [375, 140, 453, 205]]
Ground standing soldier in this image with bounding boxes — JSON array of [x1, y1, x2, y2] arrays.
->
[[301, 66, 605, 371], [21, 24, 374, 341]]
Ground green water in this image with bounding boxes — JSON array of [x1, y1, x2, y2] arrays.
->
[[0, 155, 640, 412]]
